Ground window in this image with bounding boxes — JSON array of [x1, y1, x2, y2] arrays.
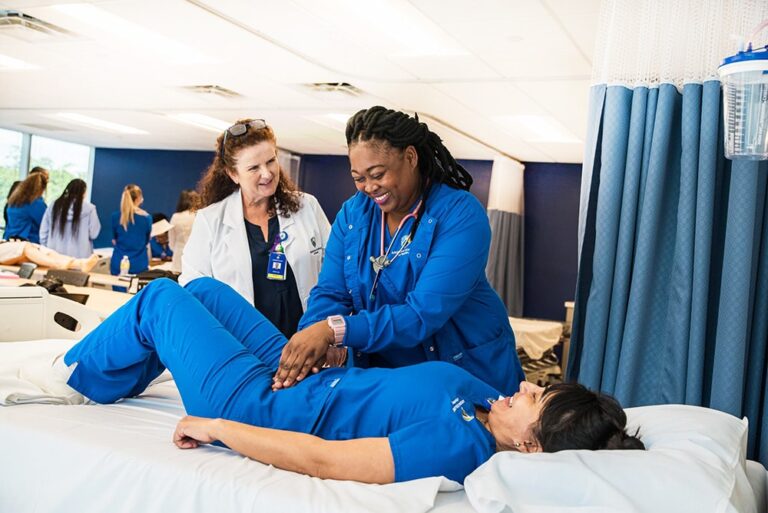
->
[[0, 128, 24, 233], [30, 135, 92, 205]]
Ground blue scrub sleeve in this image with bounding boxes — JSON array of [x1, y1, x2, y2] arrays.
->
[[344, 199, 492, 353], [142, 214, 152, 242], [31, 198, 47, 225], [388, 419, 492, 483]]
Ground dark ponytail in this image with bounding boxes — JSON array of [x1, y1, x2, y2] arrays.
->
[[345, 106, 473, 193], [534, 382, 645, 452]]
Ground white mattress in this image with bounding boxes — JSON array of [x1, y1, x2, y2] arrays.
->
[[0, 341, 469, 513]]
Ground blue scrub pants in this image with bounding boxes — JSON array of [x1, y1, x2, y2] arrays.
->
[[64, 278, 291, 421]]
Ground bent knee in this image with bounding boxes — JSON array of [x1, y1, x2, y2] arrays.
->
[[144, 277, 182, 294], [184, 276, 225, 294]]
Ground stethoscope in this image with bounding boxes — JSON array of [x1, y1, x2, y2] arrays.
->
[[368, 199, 423, 302]]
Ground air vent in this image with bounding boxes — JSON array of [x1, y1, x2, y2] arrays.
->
[[304, 82, 362, 97], [0, 10, 72, 41], [21, 123, 72, 132], [182, 84, 242, 98]]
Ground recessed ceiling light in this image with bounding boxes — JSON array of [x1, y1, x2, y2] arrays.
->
[[167, 113, 231, 133], [304, 113, 353, 132], [494, 115, 581, 143], [0, 53, 38, 71], [48, 113, 147, 135]]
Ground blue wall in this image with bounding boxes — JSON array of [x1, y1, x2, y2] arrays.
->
[[522, 162, 582, 320], [299, 155, 357, 221], [299, 154, 493, 221], [91, 148, 213, 248]]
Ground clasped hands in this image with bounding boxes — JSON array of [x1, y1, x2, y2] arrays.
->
[[272, 320, 346, 391]]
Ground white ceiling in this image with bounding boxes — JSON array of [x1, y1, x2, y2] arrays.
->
[[0, 0, 599, 162]]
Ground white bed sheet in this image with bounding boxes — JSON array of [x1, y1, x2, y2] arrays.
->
[[509, 317, 563, 360], [0, 341, 465, 513]]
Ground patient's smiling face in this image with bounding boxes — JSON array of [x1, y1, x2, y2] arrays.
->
[[488, 381, 546, 452]]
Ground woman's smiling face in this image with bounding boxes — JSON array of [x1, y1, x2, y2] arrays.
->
[[229, 141, 280, 206], [348, 140, 421, 216], [488, 381, 547, 453]]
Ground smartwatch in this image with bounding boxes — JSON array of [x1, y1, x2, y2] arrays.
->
[[326, 315, 346, 347]]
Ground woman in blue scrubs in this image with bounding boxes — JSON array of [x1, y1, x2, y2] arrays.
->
[[4, 171, 48, 244], [275, 106, 524, 395], [63, 278, 642, 484], [110, 183, 152, 275]]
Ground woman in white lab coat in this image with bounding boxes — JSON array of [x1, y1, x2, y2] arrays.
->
[[180, 119, 331, 337]]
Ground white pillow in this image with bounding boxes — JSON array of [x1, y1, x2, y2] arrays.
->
[[465, 404, 756, 513]]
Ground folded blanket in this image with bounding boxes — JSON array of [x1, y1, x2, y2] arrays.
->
[[0, 339, 171, 405], [0, 339, 86, 405]]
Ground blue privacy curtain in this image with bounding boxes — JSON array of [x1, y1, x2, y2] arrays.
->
[[569, 79, 768, 464]]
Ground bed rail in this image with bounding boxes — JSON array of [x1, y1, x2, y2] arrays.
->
[[0, 286, 101, 342]]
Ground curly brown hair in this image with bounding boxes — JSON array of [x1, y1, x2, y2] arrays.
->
[[8, 172, 48, 207], [197, 119, 301, 217]]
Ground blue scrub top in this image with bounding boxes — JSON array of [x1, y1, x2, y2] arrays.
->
[[5, 197, 46, 244], [110, 211, 152, 274], [150, 238, 173, 259], [311, 362, 499, 483], [300, 183, 524, 395]]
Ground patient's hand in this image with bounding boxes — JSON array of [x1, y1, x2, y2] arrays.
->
[[173, 415, 221, 449]]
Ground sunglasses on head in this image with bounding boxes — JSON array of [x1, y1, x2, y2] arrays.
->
[[219, 119, 267, 159]]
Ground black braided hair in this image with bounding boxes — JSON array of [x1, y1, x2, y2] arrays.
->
[[345, 106, 473, 192]]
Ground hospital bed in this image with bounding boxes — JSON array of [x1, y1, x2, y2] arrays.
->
[[0, 297, 766, 512], [0, 279, 130, 323]]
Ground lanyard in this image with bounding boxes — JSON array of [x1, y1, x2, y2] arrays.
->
[[368, 199, 422, 301], [269, 232, 283, 253]]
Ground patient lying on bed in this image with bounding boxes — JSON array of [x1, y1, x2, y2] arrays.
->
[[59, 278, 644, 484], [0, 240, 99, 272]]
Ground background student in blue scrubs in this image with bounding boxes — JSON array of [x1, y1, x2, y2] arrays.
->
[[4, 171, 48, 244], [149, 213, 173, 261], [274, 106, 525, 395], [110, 183, 152, 275], [62, 278, 642, 484]]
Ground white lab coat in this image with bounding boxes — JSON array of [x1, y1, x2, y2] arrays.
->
[[179, 190, 331, 310], [168, 210, 196, 273]]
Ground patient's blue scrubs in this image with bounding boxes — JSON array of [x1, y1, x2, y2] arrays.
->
[[64, 278, 502, 483]]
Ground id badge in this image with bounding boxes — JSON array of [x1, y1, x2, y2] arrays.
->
[[266, 252, 287, 281]]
